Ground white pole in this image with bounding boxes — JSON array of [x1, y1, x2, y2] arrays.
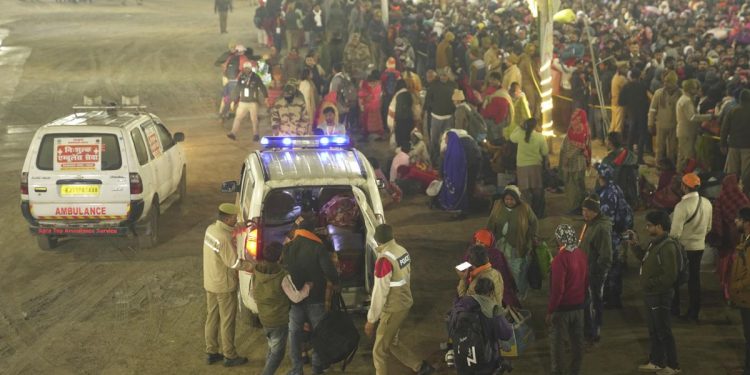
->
[[382, 0, 389, 28]]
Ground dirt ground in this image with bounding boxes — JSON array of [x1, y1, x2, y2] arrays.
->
[[0, 1, 746, 374]]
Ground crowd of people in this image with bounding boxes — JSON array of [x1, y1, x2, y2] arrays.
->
[[208, 0, 750, 374]]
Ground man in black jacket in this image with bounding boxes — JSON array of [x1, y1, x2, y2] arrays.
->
[[282, 215, 340, 375], [619, 68, 650, 164], [214, 0, 232, 34]]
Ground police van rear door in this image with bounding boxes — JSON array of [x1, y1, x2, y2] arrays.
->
[[352, 186, 379, 293]]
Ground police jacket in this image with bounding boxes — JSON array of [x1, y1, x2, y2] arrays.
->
[[203, 220, 243, 294], [579, 215, 613, 287], [367, 240, 413, 323], [233, 73, 268, 103]]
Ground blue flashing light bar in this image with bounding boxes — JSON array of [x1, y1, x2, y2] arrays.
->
[[260, 135, 350, 149]]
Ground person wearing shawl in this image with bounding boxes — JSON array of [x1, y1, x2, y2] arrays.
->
[[486, 185, 539, 300], [548, 224, 589, 375], [595, 163, 633, 309], [560, 109, 592, 214], [387, 79, 415, 150], [710, 174, 750, 301], [358, 70, 385, 141], [463, 229, 521, 309], [601, 132, 639, 208], [437, 130, 481, 219]]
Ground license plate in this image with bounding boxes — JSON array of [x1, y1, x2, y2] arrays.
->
[[60, 184, 100, 196]]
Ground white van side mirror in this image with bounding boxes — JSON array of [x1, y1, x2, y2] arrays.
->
[[174, 132, 185, 142], [221, 181, 240, 193]]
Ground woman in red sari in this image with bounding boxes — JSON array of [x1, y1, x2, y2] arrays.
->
[[358, 70, 384, 141], [559, 108, 591, 214], [710, 174, 750, 300]]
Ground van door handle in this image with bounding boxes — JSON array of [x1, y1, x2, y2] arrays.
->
[[34, 187, 48, 192], [56, 179, 103, 185]]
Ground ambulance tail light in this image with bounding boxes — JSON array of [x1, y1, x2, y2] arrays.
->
[[244, 222, 262, 261], [129, 173, 143, 195], [21, 172, 28, 195]]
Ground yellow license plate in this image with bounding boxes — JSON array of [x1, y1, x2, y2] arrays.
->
[[60, 185, 100, 196]]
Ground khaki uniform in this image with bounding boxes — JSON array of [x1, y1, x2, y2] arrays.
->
[[343, 41, 372, 82], [648, 87, 681, 163], [610, 73, 627, 133], [203, 220, 245, 359], [368, 240, 422, 375], [271, 94, 310, 135]]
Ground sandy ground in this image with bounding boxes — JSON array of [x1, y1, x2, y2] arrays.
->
[[0, 1, 746, 374]]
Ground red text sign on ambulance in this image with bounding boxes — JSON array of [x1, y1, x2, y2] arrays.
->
[[54, 137, 102, 171]]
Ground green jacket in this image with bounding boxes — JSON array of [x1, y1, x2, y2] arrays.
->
[[636, 235, 678, 295], [254, 261, 290, 328], [282, 230, 339, 304], [486, 200, 538, 257], [579, 215, 613, 286]]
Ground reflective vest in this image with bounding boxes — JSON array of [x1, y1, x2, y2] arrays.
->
[[377, 240, 414, 312]]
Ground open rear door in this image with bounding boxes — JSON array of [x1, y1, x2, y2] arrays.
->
[[352, 186, 379, 293]]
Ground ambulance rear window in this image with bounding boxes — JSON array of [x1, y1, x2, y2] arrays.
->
[[36, 133, 122, 171]]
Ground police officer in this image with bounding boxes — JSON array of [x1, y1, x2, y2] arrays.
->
[[365, 224, 434, 375], [203, 203, 254, 367], [227, 61, 268, 142]]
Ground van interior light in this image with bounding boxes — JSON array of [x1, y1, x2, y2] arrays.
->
[[260, 136, 351, 149]]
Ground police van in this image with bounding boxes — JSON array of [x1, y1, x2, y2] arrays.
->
[[221, 135, 386, 313], [19, 104, 187, 250]]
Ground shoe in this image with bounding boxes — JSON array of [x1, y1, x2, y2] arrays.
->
[[416, 361, 435, 375], [253, 135, 260, 142], [206, 353, 224, 365], [655, 367, 681, 375], [638, 362, 663, 372], [226, 133, 236, 141], [223, 356, 248, 367]]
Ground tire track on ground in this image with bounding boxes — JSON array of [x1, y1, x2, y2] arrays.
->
[[2, 261, 160, 374]]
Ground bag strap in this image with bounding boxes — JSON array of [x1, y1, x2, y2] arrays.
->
[[685, 196, 702, 224], [341, 343, 358, 371]]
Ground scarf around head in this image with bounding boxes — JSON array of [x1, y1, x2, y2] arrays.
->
[[713, 174, 750, 246], [567, 109, 590, 159]]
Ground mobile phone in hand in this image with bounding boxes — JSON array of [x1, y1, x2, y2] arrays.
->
[[455, 262, 472, 272]]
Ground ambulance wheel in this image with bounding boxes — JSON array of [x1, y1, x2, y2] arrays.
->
[[36, 235, 58, 251], [138, 201, 159, 249], [177, 166, 187, 205]]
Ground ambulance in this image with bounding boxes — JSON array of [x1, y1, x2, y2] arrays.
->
[[20, 105, 187, 250]]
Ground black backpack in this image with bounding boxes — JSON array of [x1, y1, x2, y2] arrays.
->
[[656, 237, 689, 288], [337, 76, 358, 111], [447, 299, 495, 369], [311, 294, 359, 371]]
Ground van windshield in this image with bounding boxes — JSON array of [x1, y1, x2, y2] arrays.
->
[[36, 133, 122, 171]]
